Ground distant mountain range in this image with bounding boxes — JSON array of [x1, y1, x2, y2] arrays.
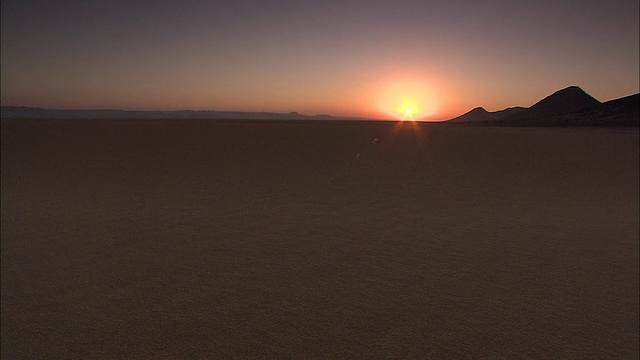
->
[[0, 107, 363, 121], [3, 86, 638, 126], [448, 86, 639, 126]]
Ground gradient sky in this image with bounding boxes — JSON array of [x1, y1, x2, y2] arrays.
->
[[1, 0, 638, 120]]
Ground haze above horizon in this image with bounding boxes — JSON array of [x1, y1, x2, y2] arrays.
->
[[1, 0, 638, 120]]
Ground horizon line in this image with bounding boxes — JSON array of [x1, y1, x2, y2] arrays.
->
[[0, 105, 451, 122]]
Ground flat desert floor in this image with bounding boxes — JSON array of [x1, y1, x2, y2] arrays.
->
[[2, 119, 638, 359]]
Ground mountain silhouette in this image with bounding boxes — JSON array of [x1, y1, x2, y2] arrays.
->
[[448, 107, 496, 122], [546, 93, 639, 126], [448, 105, 527, 123], [448, 86, 637, 126], [513, 86, 601, 119], [492, 106, 527, 119]]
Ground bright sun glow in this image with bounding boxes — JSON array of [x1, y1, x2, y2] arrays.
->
[[377, 80, 438, 121], [398, 99, 418, 120]]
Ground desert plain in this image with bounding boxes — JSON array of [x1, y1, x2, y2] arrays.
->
[[1, 118, 638, 358]]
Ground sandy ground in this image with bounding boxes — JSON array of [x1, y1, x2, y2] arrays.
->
[[2, 119, 638, 359]]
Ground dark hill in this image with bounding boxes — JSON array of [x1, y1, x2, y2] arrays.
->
[[547, 93, 639, 126], [448, 106, 526, 123], [599, 93, 639, 118], [514, 86, 601, 119], [492, 106, 527, 119], [447, 86, 637, 126], [448, 107, 495, 123]]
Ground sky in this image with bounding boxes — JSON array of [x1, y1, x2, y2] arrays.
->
[[1, 0, 639, 120]]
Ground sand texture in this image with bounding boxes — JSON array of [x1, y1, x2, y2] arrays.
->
[[2, 119, 638, 359]]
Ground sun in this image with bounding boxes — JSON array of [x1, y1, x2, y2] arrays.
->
[[398, 99, 418, 120], [376, 78, 439, 121]]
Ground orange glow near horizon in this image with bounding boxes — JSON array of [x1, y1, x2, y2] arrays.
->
[[376, 79, 439, 121]]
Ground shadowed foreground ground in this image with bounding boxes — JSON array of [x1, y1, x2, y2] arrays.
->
[[2, 119, 638, 358]]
